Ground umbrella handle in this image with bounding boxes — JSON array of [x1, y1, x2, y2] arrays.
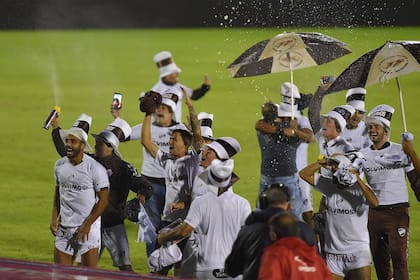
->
[[396, 77, 408, 132], [287, 52, 295, 120]]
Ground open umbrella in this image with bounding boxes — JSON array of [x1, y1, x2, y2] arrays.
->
[[228, 32, 351, 118], [327, 41, 420, 131]]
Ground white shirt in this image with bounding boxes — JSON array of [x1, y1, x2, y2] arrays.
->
[[314, 174, 370, 254], [131, 123, 175, 178], [54, 154, 109, 227], [155, 150, 201, 217], [151, 80, 193, 122], [296, 115, 311, 171], [185, 189, 251, 271], [360, 142, 414, 205], [342, 121, 371, 151]]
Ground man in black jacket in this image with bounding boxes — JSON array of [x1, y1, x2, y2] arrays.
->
[[225, 184, 317, 280], [51, 115, 153, 271]]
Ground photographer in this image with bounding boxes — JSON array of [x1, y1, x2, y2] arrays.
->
[[255, 101, 307, 218]]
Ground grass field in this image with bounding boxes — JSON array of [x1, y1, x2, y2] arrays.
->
[[0, 27, 419, 278]]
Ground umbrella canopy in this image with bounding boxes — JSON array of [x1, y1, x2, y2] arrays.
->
[[327, 41, 420, 93], [228, 32, 351, 78], [327, 41, 420, 131]]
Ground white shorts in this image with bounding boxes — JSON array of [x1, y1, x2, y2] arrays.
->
[[102, 224, 131, 267], [325, 250, 371, 277], [299, 177, 313, 213], [55, 219, 101, 257]]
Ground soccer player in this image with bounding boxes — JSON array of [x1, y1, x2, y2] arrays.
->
[[360, 104, 420, 280], [341, 88, 371, 151], [50, 121, 109, 267], [300, 153, 378, 279], [151, 51, 211, 122], [156, 159, 251, 279]]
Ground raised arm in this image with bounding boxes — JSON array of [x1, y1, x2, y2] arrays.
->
[[141, 114, 159, 158], [190, 75, 211, 100], [299, 159, 325, 186], [182, 87, 203, 151], [308, 77, 334, 133], [352, 171, 379, 208]]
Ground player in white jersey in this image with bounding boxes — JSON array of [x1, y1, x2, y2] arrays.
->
[[360, 104, 420, 280], [50, 126, 109, 267], [341, 88, 371, 151], [300, 152, 378, 279], [156, 159, 251, 279], [141, 88, 203, 220], [151, 51, 211, 122], [129, 97, 180, 256]]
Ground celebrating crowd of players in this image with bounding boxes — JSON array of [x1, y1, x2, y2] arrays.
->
[[48, 50, 420, 280]]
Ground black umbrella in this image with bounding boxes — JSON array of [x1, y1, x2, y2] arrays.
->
[[228, 32, 351, 77], [327, 41, 420, 131], [228, 32, 351, 118]]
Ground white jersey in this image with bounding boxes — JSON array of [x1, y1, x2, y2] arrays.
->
[[151, 80, 193, 122], [185, 189, 251, 271], [131, 123, 175, 178], [155, 149, 201, 217], [296, 115, 311, 171], [341, 121, 371, 151], [314, 174, 370, 254], [296, 115, 314, 212], [360, 142, 414, 205], [54, 154, 109, 227]]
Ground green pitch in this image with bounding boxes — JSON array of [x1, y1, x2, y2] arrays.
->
[[0, 27, 419, 278]]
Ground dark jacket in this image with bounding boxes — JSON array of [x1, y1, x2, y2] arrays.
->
[[52, 127, 153, 228], [225, 207, 317, 280]]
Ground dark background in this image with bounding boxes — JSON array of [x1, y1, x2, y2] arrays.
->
[[1, 0, 420, 29]]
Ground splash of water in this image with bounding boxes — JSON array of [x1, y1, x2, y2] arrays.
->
[[47, 49, 62, 105]]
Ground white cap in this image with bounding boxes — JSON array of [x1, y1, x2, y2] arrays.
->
[[280, 82, 301, 102], [161, 97, 177, 114], [204, 137, 241, 160], [366, 104, 394, 129], [159, 63, 181, 78], [92, 118, 132, 158], [153, 51, 172, 64], [322, 105, 355, 131], [346, 88, 367, 112], [208, 159, 234, 188], [61, 113, 92, 152], [148, 243, 182, 272], [198, 112, 214, 140], [277, 102, 296, 117]]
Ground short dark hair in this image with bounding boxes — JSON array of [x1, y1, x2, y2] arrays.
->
[[269, 212, 299, 240], [173, 130, 192, 147], [259, 184, 290, 209]]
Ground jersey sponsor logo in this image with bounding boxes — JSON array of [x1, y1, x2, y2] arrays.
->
[[294, 256, 316, 272], [61, 183, 90, 192], [327, 206, 356, 215], [327, 253, 356, 262], [365, 165, 393, 173], [398, 227, 407, 238]]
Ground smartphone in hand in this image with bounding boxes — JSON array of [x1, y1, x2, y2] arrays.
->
[[320, 76, 335, 86], [112, 93, 123, 109]]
